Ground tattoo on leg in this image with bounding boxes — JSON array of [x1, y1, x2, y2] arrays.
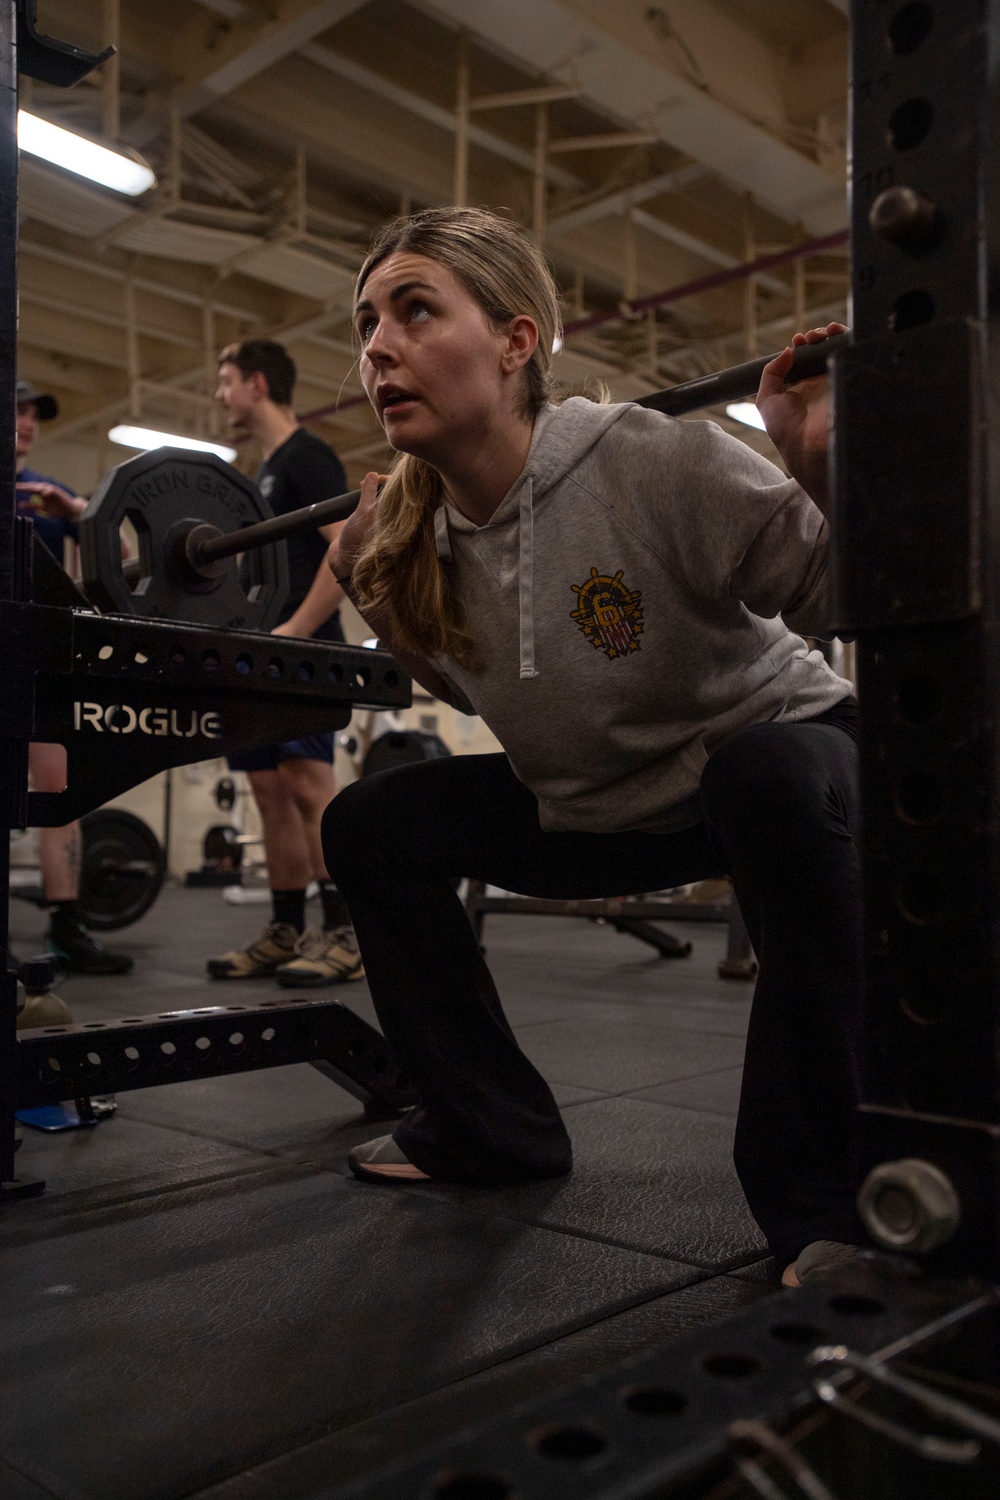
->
[[64, 826, 82, 875]]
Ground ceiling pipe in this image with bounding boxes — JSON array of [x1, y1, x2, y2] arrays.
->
[[562, 229, 850, 336]]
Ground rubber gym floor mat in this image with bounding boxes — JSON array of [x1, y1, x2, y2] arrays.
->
[[0, 1168, 705, 1500], [402, 1095, 767, 1272], [635, 1064, 744, 1116], [8, 1112, 278, 1233], [114, 1065, 606, 1166], [516, 1014, 747, 1093], [186, 1272, 774, 1500], [0, 1459, 58, 1500]]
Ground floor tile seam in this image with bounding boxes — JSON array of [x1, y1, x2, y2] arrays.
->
[[509, 1014, 749, 1038], [0, 1158, 320, 1249], [634, 1062, 743, 1086], [406, 1189, 727, 1270], [725, 1254, 778, 1276], [178, 1278, 722, 1500], [0, 1455, 65, 1499], [112, 1107, 366, 1165], [620, 1097, 738, 1123], [550, 1084, 738, 1117], [414, 1191, 764, 1274]]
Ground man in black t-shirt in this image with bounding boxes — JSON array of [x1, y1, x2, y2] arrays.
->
[[208, 340, 362, 989]]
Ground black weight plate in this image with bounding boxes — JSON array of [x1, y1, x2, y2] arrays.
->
[[79, 448, 290, 630], [202, 823, 243, 870], [362, 730, 452, 777], [78, 808, 166, 931]]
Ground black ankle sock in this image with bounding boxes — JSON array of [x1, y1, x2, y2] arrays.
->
[[319, 880, 350, 930], [271, 887, 307, 933], [47, 899, 79, 930]]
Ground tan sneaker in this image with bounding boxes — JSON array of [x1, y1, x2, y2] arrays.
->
[[277, 925, 364, 988], [207, 920, 300, 980], [17, 990, 74, 1030]]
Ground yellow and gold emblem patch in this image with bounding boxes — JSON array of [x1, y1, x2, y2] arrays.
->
[[570, 568, 644, 660]]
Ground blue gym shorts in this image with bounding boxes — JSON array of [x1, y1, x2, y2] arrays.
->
[[228, 732, 335, 774]]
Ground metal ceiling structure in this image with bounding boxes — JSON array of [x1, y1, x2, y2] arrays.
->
[[22, 0, 849, 490]]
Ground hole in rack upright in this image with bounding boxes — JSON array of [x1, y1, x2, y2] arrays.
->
[[769, 1322, 829, 1347], [828, 1294, 885, 1317], [895, 674, 943, 725], [888, 97, 935, 152], [433, 1474, 513, 1500], [701, 1352, 761, 1380], [891, 288, 936, 331], [893, 770, 946, 824], [531, 1424, 608, 1461], [888, 2, 934, 56], [622, 1386, 688, 1416]]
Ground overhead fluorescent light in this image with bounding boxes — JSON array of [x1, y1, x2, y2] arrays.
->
[[725, 401, 767, 431], [109, 425, 237, 462], [18, 110, 156, 197]]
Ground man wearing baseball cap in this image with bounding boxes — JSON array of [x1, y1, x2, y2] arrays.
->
[[15, 380, 132, 976], [16, 381, 88, 556]]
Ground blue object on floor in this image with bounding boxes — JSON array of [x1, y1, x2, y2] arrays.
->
[[17, 1099, 117, 1131]]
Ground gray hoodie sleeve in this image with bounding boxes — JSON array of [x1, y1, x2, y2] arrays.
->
[[609, 409, 834, 636], [729, 493, 834, 637]]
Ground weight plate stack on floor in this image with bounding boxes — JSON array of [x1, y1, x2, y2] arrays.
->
[[77, 808, 167, 931], [363, 729, 452, 777]]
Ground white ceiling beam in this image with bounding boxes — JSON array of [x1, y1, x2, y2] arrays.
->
[[546, 166, 705, 234], [127, 0, 371, 147], [19, 290, 200, 349], [20, 240, 264, 323], [628, 209, 789, 297], [193, 0, 254, 18], [298, 43, 582, 190], [420, 0, 846, 234], [547, 169, 787, 297]]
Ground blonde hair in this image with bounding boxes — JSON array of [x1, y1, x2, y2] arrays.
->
[[350, 207, 562, 667]]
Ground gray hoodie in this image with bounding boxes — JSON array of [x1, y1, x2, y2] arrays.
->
[[433, 396, 851, 834]]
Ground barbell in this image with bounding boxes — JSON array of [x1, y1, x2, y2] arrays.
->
[[76, 333, 847, 631]]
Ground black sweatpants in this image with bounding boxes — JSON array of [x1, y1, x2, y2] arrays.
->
[[322, 700, 863, 1265]]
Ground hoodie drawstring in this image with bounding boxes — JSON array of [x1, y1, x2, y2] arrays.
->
[[518, 477, 537, 680], [436, 483, 538, 681], [433, 502, 452, 560]]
